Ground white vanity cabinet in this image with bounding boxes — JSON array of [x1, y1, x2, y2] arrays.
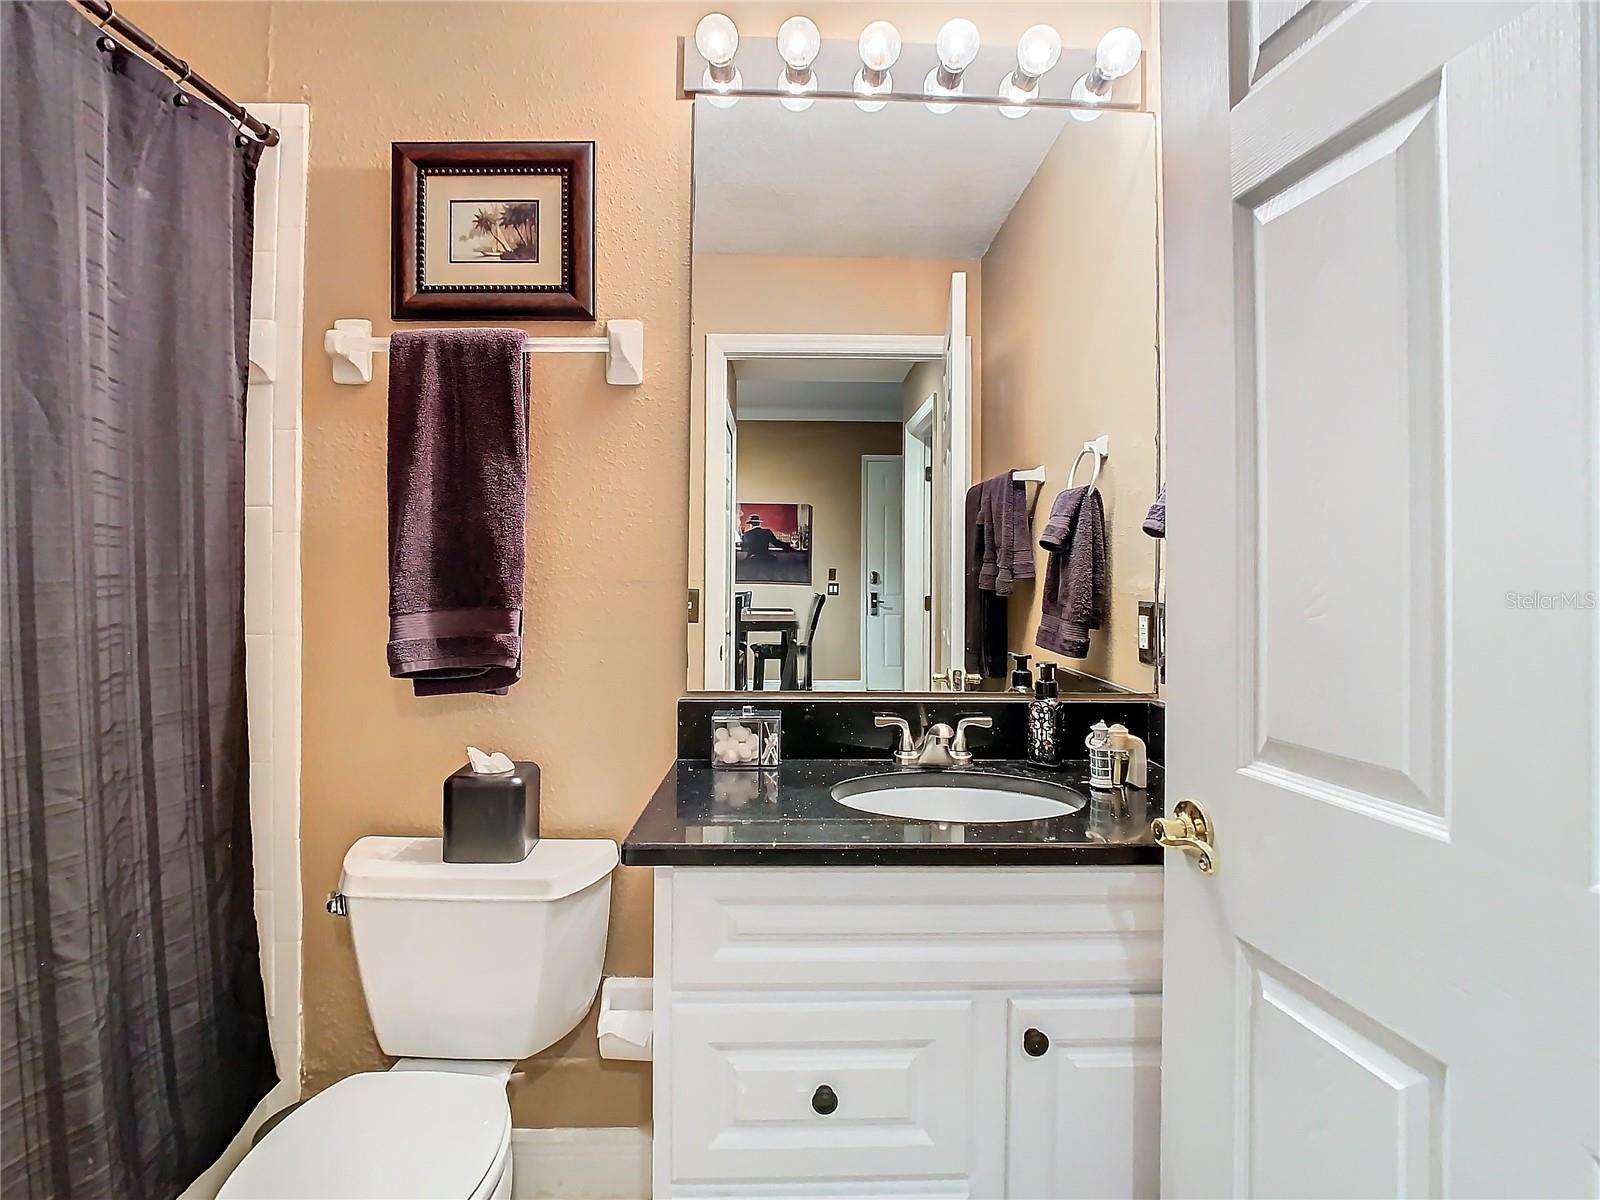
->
[[650, 865, 1163, 1198]]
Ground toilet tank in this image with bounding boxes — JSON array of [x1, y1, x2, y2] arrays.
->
[[338, 835, 618, 1061]]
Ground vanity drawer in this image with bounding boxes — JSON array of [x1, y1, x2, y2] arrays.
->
[[669, 866, 1163, 991], [668, 995, 980, 1187]]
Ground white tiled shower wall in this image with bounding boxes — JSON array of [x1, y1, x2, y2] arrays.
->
[[244, 103, 309, 1089]]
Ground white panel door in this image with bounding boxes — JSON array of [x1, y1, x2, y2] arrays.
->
[[931, 272, 971, 683], [863, 454, 904, 690], [1160, 3, 1598, 1196]]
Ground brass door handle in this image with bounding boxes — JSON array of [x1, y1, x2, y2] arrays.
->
[[1152, 799, 1217, 874]]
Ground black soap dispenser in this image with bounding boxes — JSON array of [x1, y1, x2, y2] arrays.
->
[[1026, 663, 1062, 766], [1008, 652, 1034, 694]]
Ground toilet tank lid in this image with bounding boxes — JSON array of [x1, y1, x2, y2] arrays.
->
[[340, 836, 618, 901]]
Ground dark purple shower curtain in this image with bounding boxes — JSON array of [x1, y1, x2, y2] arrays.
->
[[1, 3, 277, 1196]]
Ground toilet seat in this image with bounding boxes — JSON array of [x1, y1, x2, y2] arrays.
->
[[218, 1071, 511, 1199]]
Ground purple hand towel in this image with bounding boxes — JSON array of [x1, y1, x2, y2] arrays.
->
[[387, 328, 529, 697], [1035, 485, 1107, 658], [975, 471, 1035, 596]]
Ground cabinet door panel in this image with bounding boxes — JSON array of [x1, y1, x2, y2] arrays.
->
[[1006, 995, 1161, 1198], [670, 996, 981, 1188]]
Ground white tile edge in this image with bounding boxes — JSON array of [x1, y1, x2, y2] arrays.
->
[[243, 100, 308, 1099]]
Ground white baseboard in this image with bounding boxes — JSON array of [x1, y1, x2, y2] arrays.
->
[[511, 1127, 651, 1199], [813, 678, 864, 691]]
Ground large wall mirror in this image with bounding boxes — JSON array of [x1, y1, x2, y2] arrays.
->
[[687, 89, 1160, 697]]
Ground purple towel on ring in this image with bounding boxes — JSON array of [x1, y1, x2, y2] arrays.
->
[[1143, 486, 1166, 538], [387, 329, 528, 697], [1035, 485, 1107, 658], [975, 471, 1035, 596]]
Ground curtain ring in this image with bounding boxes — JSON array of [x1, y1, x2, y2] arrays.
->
[[171, 58, 192, 106], [94, 1, 117, 52]]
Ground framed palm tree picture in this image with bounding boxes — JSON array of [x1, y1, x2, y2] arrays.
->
[[392, 141, 594, 319]]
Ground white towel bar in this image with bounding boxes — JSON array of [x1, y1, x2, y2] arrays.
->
[[323, 318, 645, 387]]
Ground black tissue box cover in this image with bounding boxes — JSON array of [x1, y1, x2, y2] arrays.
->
[[443, 760, 540, 863]]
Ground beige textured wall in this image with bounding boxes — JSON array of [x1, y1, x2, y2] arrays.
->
[[688, 252, 981, 687], [978, 112, 1159, 691], [121, 0, 1155, 1131], [123, 0, 709, 1128], [736, 420, 904, 683]]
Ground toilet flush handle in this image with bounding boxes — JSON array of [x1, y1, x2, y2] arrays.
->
[[326, 892, 348, 917]]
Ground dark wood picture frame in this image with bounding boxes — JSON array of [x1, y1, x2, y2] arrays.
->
[[392, 141, 595, 320]]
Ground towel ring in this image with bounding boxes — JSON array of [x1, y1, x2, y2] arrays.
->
[[1067, 446, 1103, 493]]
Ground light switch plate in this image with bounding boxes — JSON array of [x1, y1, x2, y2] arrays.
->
[[1137, 600, 1162, 665]]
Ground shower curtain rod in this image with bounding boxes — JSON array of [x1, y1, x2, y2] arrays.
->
[[71, 0, 279, 146]]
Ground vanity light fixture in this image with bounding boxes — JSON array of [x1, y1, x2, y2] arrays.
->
[[924, 17, 980, 114], [853, 20, 901, 113], [997, 23, 1061, 118], [695, 12, 741, 108], [1069, 25, 1142, 122], [777, 14, 821, 112]]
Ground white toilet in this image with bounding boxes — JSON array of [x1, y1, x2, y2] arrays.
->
[[219, 834, 619, 1200]]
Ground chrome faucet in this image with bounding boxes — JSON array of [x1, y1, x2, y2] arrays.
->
[[875, 714, 993, 769]]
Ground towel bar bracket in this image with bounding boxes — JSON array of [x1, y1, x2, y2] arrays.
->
[[323, 318, 645, 387]]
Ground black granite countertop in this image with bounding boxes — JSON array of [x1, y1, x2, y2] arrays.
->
[[621, 758, 1163, 867]]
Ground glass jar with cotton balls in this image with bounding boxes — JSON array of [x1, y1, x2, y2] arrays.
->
[[712, 707, 782, 768]]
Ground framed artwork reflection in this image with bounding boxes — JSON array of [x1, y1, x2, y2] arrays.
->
[[736, 502, 813, 584]]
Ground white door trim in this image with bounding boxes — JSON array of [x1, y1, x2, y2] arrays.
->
[[702, 333, 945, 688], [903, 396, 935, 690]]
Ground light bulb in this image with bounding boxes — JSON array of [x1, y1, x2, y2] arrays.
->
[[777, 15, 821, 70], [935, 18, 980, 72], [1069, 73, 1103, 122], [778, 67, 816, 112], [998, 71, 1031, 118], [923, 64, 959, 114], [858, 21, 901, 72], [854, 67, 891, 112], [694, 13, 738, 67], [1016, 24, 1061, 79], [1095, 27, 1142, 80], [702, 65, 741, 107]]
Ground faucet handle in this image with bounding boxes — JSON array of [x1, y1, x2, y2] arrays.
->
[[875, 714, 917, 763], [952, 716, 993, 764]]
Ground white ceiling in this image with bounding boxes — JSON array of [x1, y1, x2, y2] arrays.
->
[[732, 356, 915, 422], [734, 357, 915, 384], [693, 96, 1076, 259]]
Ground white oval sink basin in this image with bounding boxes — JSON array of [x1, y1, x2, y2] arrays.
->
[[831, 772, 1084, 824]]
